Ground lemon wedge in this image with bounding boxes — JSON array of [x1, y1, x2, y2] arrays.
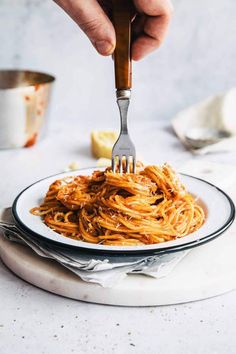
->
[[91, 131, 118, 159]]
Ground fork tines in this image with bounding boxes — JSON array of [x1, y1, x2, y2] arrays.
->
[[112, 153, 136, 173]]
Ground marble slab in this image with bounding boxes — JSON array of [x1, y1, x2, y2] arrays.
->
[[0, 220, 235, 306]]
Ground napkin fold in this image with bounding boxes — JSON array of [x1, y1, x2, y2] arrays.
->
[[172, 88, 236, 154], [0, 208, 188, 288]]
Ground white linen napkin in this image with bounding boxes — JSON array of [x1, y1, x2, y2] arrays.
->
[[172, 88, 236, 154]]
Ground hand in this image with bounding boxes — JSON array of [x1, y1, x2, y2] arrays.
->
[[54, 0, 173, 60]]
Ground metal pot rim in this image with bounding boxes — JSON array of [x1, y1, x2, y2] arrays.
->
[[0, 69, 55, 90]]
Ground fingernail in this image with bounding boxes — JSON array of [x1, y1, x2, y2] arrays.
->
[[95, 40, 114, 55]]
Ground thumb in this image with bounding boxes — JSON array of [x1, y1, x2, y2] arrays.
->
[[54, 0, 116, 56]]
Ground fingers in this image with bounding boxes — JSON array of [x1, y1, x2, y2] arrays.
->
[[53, 0, 116, 56], [53, 0, 172, 60], [133, 0, 173, 15], [132, 0, 173, 60]]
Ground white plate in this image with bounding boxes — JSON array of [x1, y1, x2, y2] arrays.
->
[[12, 167, 235, 255]]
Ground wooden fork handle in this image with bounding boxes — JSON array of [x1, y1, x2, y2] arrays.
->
[[112, 0, 133, 90]]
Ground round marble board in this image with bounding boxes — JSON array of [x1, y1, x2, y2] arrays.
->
[[0, 227, 236, 306]]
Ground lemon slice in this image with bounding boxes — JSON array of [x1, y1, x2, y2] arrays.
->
[[91, 131, 118, 159]]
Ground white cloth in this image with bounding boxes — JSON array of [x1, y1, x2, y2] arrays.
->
[[172, 88, 236, 155]]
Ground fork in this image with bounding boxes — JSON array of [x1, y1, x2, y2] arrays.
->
[[111, 0, 136, 173]]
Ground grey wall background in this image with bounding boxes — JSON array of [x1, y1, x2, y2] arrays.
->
[[0, 0, 235, 130]]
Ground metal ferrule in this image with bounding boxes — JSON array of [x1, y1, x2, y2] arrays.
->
[[116, 89, 131, 100]]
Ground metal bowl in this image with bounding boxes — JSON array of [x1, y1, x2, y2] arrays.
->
[[0, 70, 55, 149]]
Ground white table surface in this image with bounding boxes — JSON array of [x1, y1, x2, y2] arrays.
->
[[1, 119, 236, 354]]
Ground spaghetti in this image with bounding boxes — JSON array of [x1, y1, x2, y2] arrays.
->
[[30, 164, 205, 246]]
